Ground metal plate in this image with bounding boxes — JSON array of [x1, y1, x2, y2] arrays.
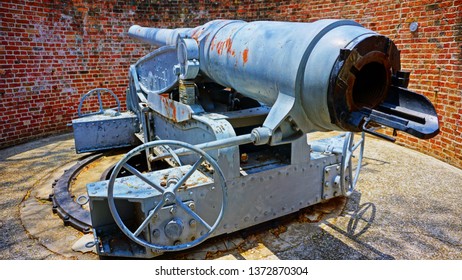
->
[[72, 112, 139, 153], [136, 45, 179, 95]]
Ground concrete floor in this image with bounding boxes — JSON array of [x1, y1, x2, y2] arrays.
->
[[0, 132, 461, 260]]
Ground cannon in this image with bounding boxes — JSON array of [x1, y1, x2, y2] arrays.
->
[[70, 19, 439, 258]]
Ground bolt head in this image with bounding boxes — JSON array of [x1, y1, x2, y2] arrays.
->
[[152, 229, 160, 238], [164, 192, 175, 202]]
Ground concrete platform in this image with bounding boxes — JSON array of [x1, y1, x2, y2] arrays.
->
[[0, 133, 461, 260]]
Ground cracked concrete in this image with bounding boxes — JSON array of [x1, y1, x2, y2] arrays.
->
[[0, 132, 461, 260]]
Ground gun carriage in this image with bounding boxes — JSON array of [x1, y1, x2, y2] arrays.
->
[[67, 19, 439, 258]]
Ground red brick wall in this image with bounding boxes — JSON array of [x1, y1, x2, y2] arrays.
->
[[1, 0, 461, 168]]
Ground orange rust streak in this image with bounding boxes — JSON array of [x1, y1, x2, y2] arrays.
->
[[216, 41, 224, 55], [191, 29, 202, 41], [210, 38, 216, 51], [215, 38, 235, 56], [169, 100, 176, 122], [160, 94, 177, 122], [242, 48, 249, 64], [224, 38, 232, 55]]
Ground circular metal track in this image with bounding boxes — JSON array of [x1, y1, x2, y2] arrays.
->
[[49, 150, 148, 234], [50, 153, 103, 233]]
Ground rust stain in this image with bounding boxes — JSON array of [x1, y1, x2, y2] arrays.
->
[[216, 41, 225, 55], [191, 28, 203, 41], [160, 94, 177, 122], [298, 196, 347, 223], [242, 48, 249, 64], [269, 225, 288, 238], [210, 37, 216, 51], [215, 38, 235, 56]]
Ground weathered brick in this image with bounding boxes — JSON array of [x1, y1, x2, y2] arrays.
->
[[0, 0, 460, 169]]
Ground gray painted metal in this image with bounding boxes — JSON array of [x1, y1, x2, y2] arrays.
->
[[128, 20, 372, 138], [77, 88, 121, 118], [72, 112, 139, 153], [147, 91, 204, 122], [73, 19, 439, 258], [128, 25, 191, 46], [87, 136, 342, 258], [154, 113, 240, 179], [134, 46, 179, 95], [105, 140, 227, 253]]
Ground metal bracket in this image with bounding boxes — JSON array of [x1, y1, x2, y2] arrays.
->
[[177, 38, 200, 80], [362, 117, 396, 142], [322, 164, 342, 200]]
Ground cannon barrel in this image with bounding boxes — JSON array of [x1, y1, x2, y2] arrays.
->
[[128, 20, 439, 141], [128, 25, 192, 46]]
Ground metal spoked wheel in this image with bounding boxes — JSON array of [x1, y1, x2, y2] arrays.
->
[[107, 140, 227, 252], [339, 132, 366, 196], [77, 88, 121, 117]]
